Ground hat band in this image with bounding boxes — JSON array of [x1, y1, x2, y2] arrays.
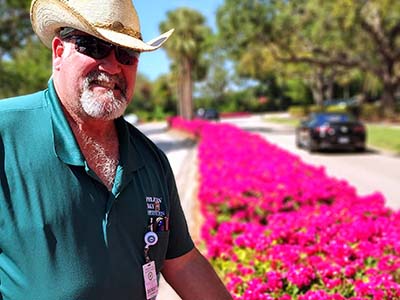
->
[[95, 22, 142, 40]]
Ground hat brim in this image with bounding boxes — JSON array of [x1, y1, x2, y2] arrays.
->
[[96, 28, 174, 52], [30, 0, 173, 52]]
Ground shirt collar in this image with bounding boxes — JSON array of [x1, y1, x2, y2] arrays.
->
[[115, 117, 145, 175], [47, 79, 84, 166]]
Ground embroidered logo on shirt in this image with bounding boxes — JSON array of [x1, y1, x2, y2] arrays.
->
[[146, 196, 165, 216]]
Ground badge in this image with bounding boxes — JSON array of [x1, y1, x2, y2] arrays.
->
[[143, 261, 158, 299]]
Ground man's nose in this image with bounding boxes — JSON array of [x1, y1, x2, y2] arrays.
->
[[99, 49, 122, 75]]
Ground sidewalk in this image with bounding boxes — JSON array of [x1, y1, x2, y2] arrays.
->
[[159, 145, 200, 300], [136, 123, 200, 300]]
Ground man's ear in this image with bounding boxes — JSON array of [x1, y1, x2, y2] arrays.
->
[[52, 37, 64, 70]]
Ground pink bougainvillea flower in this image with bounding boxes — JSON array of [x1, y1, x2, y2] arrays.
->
[[170, 117, 400, 298]]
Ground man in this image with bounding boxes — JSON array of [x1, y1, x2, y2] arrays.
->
[[0, 0, 232, 299]]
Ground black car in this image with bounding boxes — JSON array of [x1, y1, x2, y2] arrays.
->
[[195, 108, 220, 121], [295, 112, 366, 152]]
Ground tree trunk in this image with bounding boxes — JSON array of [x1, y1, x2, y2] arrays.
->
[[381, 83, 397, 118], [324, 83, 334, 101], [177, 77, 184, 117], [311, 87, 324, 108], [309, 69, 324, 108], [324, 72, 335, 101], [377, 60, 398, 118], [180, 58, 193, 120]]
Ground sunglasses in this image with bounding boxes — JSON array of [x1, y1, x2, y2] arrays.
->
[[64, 35, 140, 66]]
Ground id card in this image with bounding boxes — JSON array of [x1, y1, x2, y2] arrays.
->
[[142, 261, 158, 299]]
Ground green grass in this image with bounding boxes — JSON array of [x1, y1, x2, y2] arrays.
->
[[263, 115, 400, 155], [366, 124, 400, 154]]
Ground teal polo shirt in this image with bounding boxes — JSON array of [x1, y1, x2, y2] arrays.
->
[[0, 80, 194, 300]]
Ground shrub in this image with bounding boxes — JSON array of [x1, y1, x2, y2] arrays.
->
[[325, 105, 347, 113], [288, 106, 307, 118], [170, 117, 400, 299], [360, 103, 382, 121]]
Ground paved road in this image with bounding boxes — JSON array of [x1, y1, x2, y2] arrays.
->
[[136, 122, 195, 300], [222, 115, 400, 210]]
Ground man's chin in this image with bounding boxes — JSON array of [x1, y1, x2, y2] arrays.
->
[[80, 91, 127, 121], [84, 107, 125, 121]]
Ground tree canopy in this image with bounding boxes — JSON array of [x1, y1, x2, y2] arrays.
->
[[216, 0, 400, 116], [0, 0, 51, 97], [0, 0, 32, 58]]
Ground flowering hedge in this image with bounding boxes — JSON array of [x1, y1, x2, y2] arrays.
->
[[169, 117, 400, 300]]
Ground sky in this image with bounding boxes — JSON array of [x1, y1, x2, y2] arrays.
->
[[134, 0, 224, 81]]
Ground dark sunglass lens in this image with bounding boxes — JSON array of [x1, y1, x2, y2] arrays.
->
[[69, 35, 139, 65], [115, 47, 140, 65], [74, 36, 112, 59]]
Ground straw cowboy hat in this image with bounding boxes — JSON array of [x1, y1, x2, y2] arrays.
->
[[30, 0, 174, 52]]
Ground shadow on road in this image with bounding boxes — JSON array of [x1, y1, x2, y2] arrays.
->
[[137, 126, 168, 136], [241, 126, 295, 135], [304, 148, 379, 156]]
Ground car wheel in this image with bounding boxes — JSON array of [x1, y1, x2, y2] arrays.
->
[[355, 146, 365, 152], [295, 135, 302, 148], [307, 138, 318, 153]]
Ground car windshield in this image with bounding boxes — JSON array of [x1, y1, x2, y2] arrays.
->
[[313, 113, 355, 124]]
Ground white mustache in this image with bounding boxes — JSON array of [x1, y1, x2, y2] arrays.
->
[[85, 71, 126, 96]]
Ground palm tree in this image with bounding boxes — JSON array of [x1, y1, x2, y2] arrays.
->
[[160, 8, 211, 119]]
